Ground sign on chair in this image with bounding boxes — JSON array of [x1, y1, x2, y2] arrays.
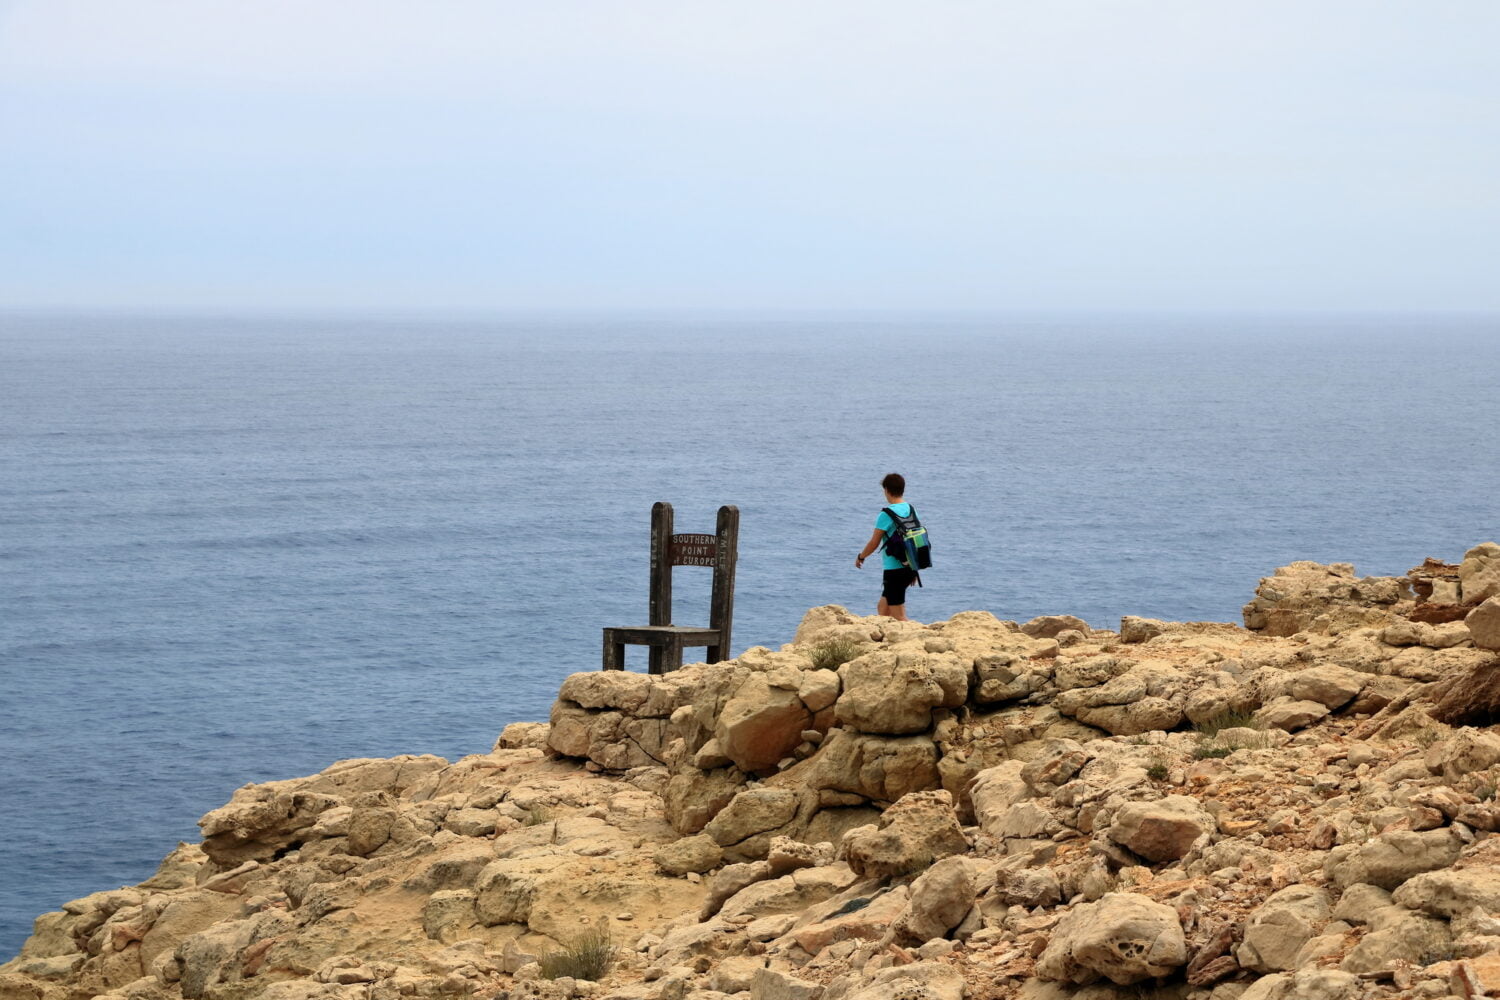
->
[[603, 502, 739, 674]]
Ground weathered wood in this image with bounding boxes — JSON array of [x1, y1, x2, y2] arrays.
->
[[650, 502, 673, 627], [604, 502, 739, 673], [709, 505, 739, 661]]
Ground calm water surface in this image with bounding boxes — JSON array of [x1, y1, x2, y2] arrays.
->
[[1, 313, 1497, 955]]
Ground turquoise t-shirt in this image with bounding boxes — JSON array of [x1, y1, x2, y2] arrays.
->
[[875, 502, 913, 571]]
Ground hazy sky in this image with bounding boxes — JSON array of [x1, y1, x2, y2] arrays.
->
[[1, 2, 1496, 313]]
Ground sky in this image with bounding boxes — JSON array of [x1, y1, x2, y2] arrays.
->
[[0, 1, 1497, 314]]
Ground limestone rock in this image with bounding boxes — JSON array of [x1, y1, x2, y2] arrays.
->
[[704, 787, 799, 851], [835, 651, 969, 735], [1468, 596, 1500, 651], [1254, 697, 1330, 732], [1287, 665, 1366, 710], [1462, 542, 1500, 603], [1119, 617, 1165, 643], [654, 834, 724, 876], [751, 967, 822, 1000], [1340, 908, 1451, 974], [847, 963, 965, 1000], [1021, 615, 1091, 639], [1235, 885, 1331, 973], [559, 671, 654, 714], [1237, 968, 1361, 1000], [1034, 892, 1187, 985], [716, 675, 813, 773], [797, 669, 841, 712], [895, 856, 974, 943], [1325, 829, 1461, 890], [1427, 728, 1500, 781], [969, 761, 1029, 838], [1106, 795, 1214, 863], [663, 768, 743, 836], [842, 791, 967, 879], [1243, 561, 1409, 634], [1392, 866, 1500, 918], [809, 729, 940, 803]]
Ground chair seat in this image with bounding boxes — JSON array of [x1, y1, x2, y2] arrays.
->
[[602, 625, 721, 645]]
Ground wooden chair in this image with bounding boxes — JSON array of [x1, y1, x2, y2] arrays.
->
[[602, 502, 739, 674]]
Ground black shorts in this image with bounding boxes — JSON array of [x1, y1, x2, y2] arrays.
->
[[882, 568, 918, 606]]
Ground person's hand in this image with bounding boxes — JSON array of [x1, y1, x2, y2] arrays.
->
[[855, 554, 865, 569]]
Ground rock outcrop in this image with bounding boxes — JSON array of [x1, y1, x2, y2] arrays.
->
[[8, 542, 1500, 1000]]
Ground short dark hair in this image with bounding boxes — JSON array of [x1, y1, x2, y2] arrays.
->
[[881, 473, 905, 496]]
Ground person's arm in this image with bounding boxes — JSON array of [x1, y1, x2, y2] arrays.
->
[[855, 528, 886, 568]]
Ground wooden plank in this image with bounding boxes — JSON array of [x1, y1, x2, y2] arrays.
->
[[670, 533, 718, 566], [650, 502, 673, 626], [709, 505, 740, 662], [602, 626, 720, 644]]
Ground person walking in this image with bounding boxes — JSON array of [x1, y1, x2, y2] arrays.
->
[[855, 472, 919, 621]]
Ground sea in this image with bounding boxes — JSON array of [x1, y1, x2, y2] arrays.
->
[[1, 311, 1497, 957]]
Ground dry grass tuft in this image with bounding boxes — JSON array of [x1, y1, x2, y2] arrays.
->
[[808, 637, 865, 671], [538, 927, 615, 981]]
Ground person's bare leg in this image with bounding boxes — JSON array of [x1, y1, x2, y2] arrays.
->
[[877, 596, 891, 617], [888, 604, 908, 622]]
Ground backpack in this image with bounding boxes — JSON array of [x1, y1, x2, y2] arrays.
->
[[881, 506, 933, 574]]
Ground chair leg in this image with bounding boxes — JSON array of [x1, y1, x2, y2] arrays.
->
[[602, 634, 624, 670], [648, 645, 666, 675], [706, 644, 721, 664], [664, 638, 685, 673]]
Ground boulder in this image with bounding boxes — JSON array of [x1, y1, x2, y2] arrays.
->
[[1392, 866, 1500, 918], [894, 856, 974, 943], [1118, 617, 1165, 643], [1287, 666, 1366, 710], [1235, 885, 1331, 973], [751, 967, 822, 1000], [1019, 739, 1091, 795], [1243, 561, 1409, 634], [1106, 795, 1214, 863], [1254, 697, 1330, 732], [662, 769, 743, 835], [1021, 615, 1091, 639], [1427, 728, 1500, 781], [808, 729, 940, 803], [841, 791, 967, 879], [716, 675, 813, 773], [1340, 909, 1451, 974], [654, 834, 724, 876], [1237, 968, 1361, 1000], [1462, 542, 1500, 604], [558, 671, 653, 714], [797, 669, 841, 712], [1468, 597, 1500, 652], [1325, 829, 1461, 890], [1034, 892, 1187, 985], [835, 651, 968, 735], [969, 761, 1030, 838], [703, 788, 799, 850], [846, 964, 965, 1000]]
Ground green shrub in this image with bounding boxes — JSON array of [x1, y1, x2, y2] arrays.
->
[[538, 927, 615, 982], [1145, 752, 1170, 781], [1479, 783, 1497, 802], [1192, 709, 1261, 739], [1193, 744, 1234, 759], [808, 637, 864, 671]]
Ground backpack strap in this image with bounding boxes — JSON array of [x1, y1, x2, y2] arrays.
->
[[880, 507, 902, 537]]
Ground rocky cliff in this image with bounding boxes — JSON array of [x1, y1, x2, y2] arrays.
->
[[6, 544, 1500, 1000]]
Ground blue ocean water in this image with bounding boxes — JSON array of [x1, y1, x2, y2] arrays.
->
[[1, 312, 1497, 956]]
